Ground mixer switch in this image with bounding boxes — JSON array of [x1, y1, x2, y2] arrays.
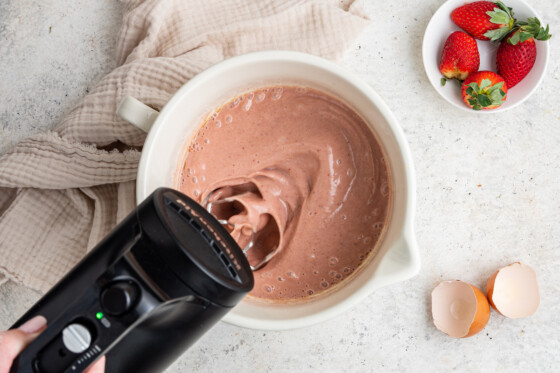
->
[[36, 321, 96, 373], [62, 323, 92, 354]]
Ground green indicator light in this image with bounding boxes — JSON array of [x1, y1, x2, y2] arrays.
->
[[96, 312, 104, 320]]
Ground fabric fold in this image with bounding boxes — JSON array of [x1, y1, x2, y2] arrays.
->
[[0, 0, 369, 293]]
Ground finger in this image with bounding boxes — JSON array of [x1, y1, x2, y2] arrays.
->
[[0, 316, 47, 373], [0, 330, 41, 373], [84, 356, 106, 373], [17, 316, 47, 335]]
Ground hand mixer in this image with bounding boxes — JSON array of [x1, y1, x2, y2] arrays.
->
[[10, 188, 253, 373]]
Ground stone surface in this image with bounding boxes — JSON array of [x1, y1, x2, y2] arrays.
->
[[0, 0, 123, 153], [1, 0, 560, 372]]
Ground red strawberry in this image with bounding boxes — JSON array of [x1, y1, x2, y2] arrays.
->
[[461, 71, 508, 110], [451, 1, 515, 41], [439, 31, 480, 80], [497, 18, 551, 88]]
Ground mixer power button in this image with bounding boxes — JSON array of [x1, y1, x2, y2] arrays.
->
[[100, 280, 139, 316]]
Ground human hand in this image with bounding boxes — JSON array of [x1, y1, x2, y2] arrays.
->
[[0, 316, 105, 373]]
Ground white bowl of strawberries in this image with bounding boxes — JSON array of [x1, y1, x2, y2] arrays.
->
[[423, 0, 551, 112]]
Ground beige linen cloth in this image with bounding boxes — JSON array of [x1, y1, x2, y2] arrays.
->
[[0, 0, 369, 292]]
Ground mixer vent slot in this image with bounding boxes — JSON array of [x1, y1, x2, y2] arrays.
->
[[189, 219, 201, 231], [227, 265, 238, 278], [210, 242, 238, 277], [167, 198, 239, 280], [219, 253, 229, 266], [167, 200, 204, 234], [168, 200, 182, 213], [211, 242, 221, 254], [219, 253, 239, 279], [200, 230, 212, 243]]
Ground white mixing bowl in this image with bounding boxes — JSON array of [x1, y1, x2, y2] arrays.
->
[[117, 51, 421, 330]]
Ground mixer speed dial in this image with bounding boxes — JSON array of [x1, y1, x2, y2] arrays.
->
[[61, 323, 92, 354]]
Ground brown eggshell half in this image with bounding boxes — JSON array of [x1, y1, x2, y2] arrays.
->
[[486, 262, 539, 318], [432, 280, 491, 338]]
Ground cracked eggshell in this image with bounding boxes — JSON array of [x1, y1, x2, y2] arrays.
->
[[432, 280, 491, 338], [486, 262, 540, 318]]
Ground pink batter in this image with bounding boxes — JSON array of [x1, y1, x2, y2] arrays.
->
[[177, 86, 391, 303]]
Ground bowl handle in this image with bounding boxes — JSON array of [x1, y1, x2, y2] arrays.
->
[[116, 96, 159, 133]]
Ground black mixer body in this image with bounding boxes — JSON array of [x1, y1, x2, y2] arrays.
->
[[10, 188, 254, 373]]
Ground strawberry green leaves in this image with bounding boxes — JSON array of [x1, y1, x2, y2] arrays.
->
[[465, 79, 506, 110], [508, 17, 552, 45], [483, 1, 515, 41], [507, 30, 530, 45]]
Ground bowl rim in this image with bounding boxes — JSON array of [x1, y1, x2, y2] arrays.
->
[[422, 0, 550, 114], [136, 51, 421, 329]]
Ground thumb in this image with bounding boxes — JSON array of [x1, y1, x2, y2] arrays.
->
[[84, 356, 106, 373], [0, 316, 47, 373]]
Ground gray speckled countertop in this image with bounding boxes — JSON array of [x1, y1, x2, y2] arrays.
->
[[1, 0, 560, 372]]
